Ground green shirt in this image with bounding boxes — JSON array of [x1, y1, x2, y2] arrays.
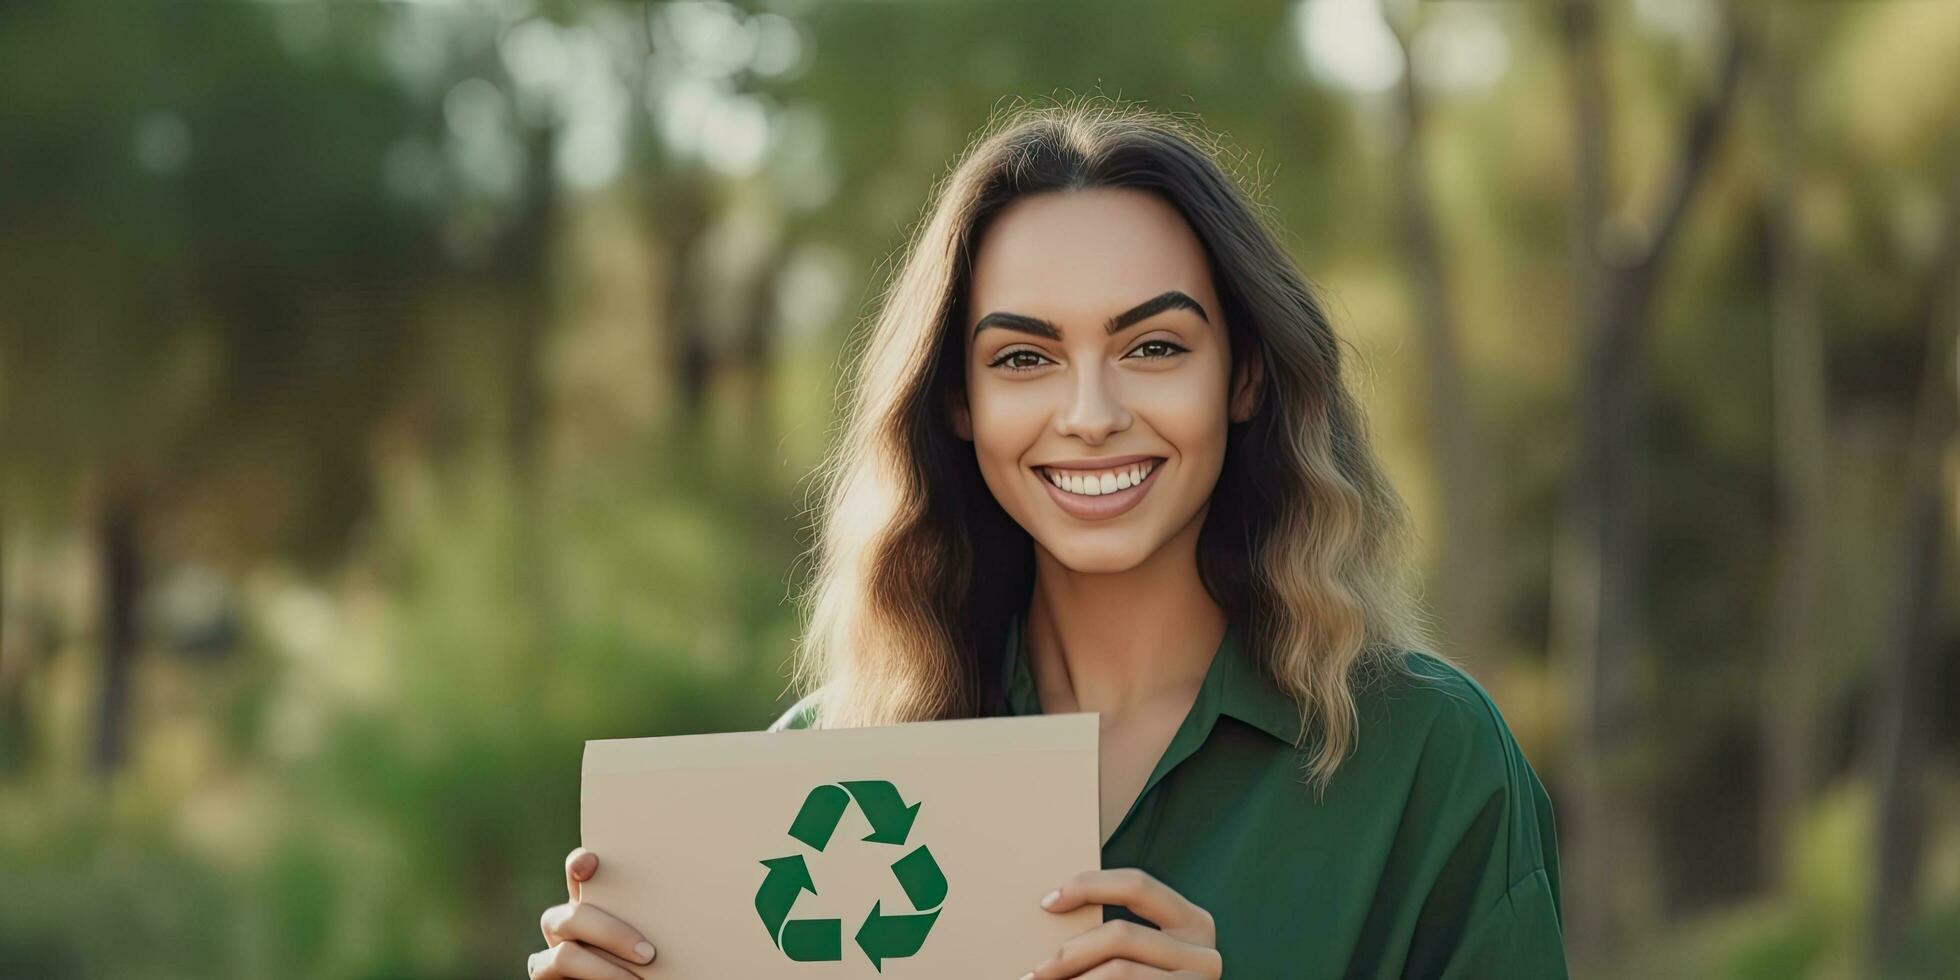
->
[[770, 611, 1568, 978]]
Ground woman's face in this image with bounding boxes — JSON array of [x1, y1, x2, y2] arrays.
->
[[951, 187, 1258, 574]]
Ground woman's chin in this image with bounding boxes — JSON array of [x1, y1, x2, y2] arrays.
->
[[1032, 534, 1160, 575]]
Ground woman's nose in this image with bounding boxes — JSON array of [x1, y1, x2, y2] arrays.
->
[[1053, 361, 1132, 443]]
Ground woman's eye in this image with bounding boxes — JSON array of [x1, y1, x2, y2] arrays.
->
[[987, 349, 1050, 373], [1127, 340, 1189, 360], [987, 341, 1186, 373]]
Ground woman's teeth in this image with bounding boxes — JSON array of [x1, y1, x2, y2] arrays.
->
[[1040, 459, 1160, 496]]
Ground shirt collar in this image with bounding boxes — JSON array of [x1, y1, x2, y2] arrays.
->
[[999, 608, 1304, 746]]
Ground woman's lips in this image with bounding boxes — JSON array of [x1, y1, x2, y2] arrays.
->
[[1035, 458, 1165, 520]]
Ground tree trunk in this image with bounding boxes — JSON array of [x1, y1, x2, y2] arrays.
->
[[1553, 0, 1626, 953], [624, 8, 716, 429], [502, 118, 559, 684], [1386, 10, 1507, 680], [652, 180, 715, 426], [92, 480, 142, 777], [504, 120, 557, 491], [1866, 184, 1958, 973], [1760, 7, 1829, 889], [1554, 0, 1747, 958], [0, 513, 21, 774], [734, 238, 788, 471]]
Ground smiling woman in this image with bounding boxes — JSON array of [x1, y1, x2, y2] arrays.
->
[[529, 99, 1566, 980]]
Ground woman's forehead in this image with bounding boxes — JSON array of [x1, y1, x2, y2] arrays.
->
[[967, 188, 1217, 322]]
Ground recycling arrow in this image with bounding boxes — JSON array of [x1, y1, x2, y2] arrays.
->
[[755, 856, 838, 960], [855, 901, 939, 972], [891, 844, 947, 909], [840, 780, 920, 844], [789, 785, 850, 851], [755, 779, 947, 971]]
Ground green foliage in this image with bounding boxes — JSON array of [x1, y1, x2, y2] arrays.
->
[[0, 424, 802, 976], [1603, 781, 1960, 980]]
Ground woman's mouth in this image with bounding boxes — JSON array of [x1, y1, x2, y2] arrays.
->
[[1033, 457, 1165, 520]]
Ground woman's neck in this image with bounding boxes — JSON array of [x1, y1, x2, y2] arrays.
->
[[1024, 507, 1227, 719]]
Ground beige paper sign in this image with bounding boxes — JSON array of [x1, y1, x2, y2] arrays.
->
[[580, 713, 1102, 978]]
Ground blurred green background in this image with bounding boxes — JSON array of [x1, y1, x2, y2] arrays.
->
[[1, 0, 1956, 977]]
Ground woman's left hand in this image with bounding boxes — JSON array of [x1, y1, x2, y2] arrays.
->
[[1021, 868, 1223, 979]]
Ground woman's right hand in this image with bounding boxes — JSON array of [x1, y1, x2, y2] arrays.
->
[[528, 847, 659, 978]]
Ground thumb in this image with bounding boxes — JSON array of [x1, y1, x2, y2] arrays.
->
[[565, 847, 597, 904]]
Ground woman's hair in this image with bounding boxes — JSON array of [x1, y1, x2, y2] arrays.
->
[[789, 98, 1433, 790]]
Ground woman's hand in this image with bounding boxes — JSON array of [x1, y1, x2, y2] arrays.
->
[[1021, 868, 1223, 979], [526, 847, 658, 979]]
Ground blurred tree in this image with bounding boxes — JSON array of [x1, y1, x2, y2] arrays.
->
[[1865, 169, 1957, 971], [781, 0, 1345, 288], [1759, 0, 1829, 893], [0, 0, 438, 774], [1383, 4, 1508, 681], [1552, 0, 1750, 955], [630, 1, 755, 427]]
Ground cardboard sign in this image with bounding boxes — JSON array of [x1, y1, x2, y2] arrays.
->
[[580, 713, 1101, 977]]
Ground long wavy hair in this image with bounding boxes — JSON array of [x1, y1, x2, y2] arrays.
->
[[789, 100, 1433, 789]]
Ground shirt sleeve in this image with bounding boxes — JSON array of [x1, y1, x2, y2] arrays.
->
[[1437, 866, 1567, 980], [1396, 655, 1569, 979]]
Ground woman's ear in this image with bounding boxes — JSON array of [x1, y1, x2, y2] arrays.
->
[[1229, 343, 1265, 423], [946, 385, 973, 441]]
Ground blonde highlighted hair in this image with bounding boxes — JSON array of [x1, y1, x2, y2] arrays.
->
[[789, 99, 1433, 791]]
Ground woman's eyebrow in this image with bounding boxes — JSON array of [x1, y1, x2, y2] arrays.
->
[[1110, 289, 1210, 332], [972, 289, 1210, 340]]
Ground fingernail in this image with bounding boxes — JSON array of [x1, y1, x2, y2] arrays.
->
[[1040, 889, 1060, 909], [1019, 974, 1035, 980], [634, 941, 656, 963]]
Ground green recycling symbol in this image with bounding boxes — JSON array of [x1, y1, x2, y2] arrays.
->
[[754, 780, 947, 971]]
